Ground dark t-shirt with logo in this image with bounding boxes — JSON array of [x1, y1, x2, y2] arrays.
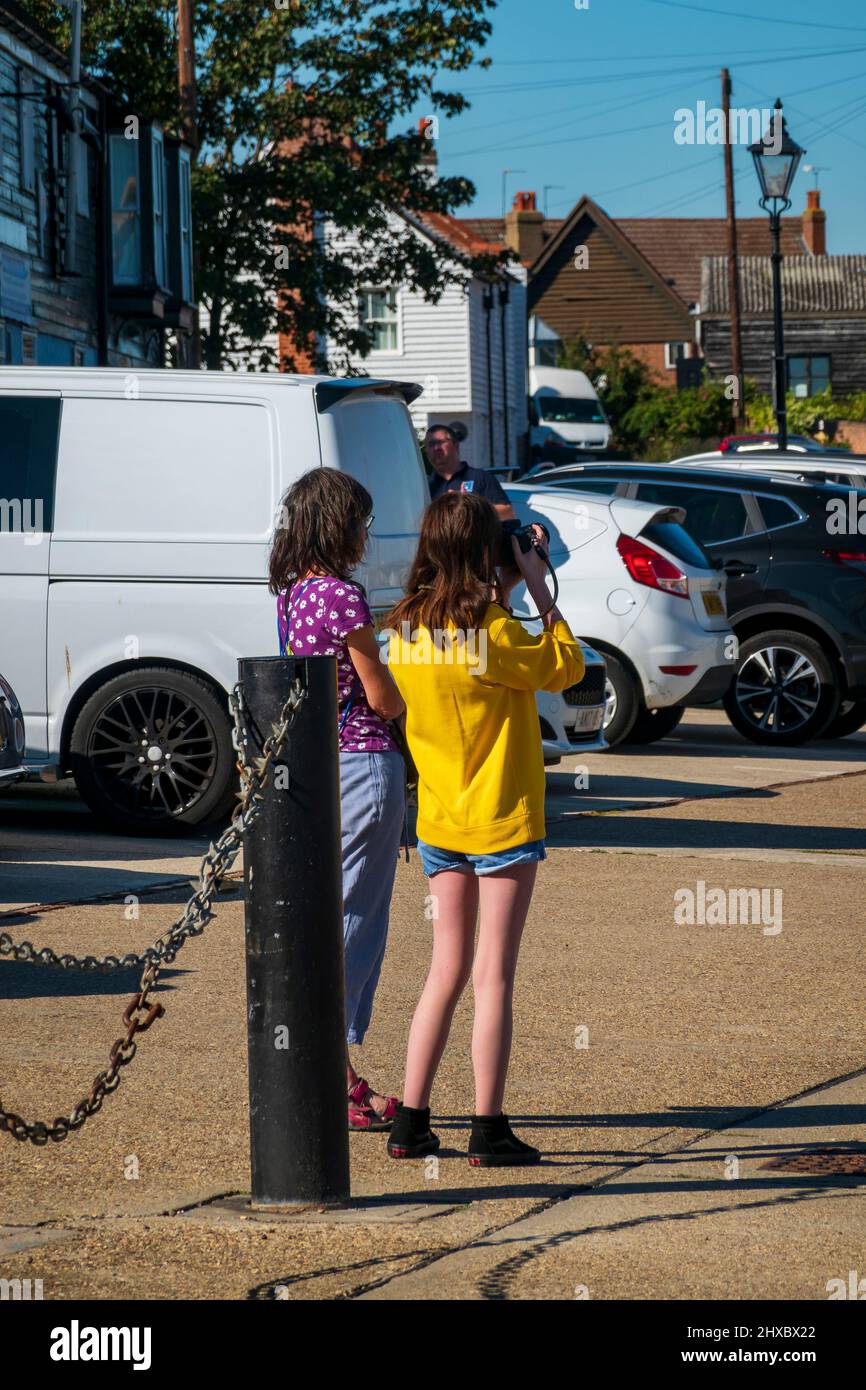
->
[[428, 461, 509, 507]]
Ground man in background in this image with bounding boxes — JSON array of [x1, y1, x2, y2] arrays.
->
[[424, 424, 515, 521]]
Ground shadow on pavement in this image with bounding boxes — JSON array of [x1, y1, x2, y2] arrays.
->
[[0, 961, 187, 999], [546, 812, 866, 852]]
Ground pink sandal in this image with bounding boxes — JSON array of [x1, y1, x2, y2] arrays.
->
[[348, 1077, 398, 1131]]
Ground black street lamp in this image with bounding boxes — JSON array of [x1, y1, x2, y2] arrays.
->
[[749, 100, 805, 451]]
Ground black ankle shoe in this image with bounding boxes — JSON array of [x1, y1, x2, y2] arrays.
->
[[467, 1112, 540, 1167], [387, 1103, 440, 1159]]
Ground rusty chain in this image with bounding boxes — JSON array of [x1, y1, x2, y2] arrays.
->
[[0, 676, 306, 1145]]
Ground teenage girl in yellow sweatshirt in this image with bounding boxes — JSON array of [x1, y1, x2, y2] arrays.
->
[[383, 490, 585, 1166]]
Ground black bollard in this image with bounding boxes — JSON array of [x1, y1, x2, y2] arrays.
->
[[239, 655, 349, 1208]]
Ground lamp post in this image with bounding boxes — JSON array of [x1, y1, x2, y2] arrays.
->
[[749, 100, 805, 451]]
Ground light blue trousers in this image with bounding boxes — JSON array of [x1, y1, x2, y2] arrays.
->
[[340, 749, 405, 1046]]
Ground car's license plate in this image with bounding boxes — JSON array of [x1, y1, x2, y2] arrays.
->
[[573, 706, 604, 731], [702, 591, 725, 616]]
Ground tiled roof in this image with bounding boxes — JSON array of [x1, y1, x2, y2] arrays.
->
[[616, 218, 803, 306], [455, 208, 804, 306], [701, 255, 866, 315], [411, 210, 508, 257]]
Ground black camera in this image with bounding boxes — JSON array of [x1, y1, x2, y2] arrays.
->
[[497, 518, 550, 569]]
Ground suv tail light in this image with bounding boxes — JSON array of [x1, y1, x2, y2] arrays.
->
[[616, 533, 689, 598], [823, 549, 866, 567]]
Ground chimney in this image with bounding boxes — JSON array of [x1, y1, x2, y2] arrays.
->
[[417, 117, 438, 181], [505, 190, 544, 263], [802, 188, 826, 256]]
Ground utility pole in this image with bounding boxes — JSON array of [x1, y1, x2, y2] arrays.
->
[[177, 0, 201, 366], [722, 68, 743, 422]]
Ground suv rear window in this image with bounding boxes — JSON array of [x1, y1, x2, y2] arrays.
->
[[755, 495, 802, 531], [640, 520, 712, 570], [635, 482, 751, 546]]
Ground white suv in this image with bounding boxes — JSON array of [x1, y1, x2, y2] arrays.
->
[[505, 484, 733, 745]]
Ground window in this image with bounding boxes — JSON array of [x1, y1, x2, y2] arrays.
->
[[537, 397, 606, 425], [635, 483, 752, 547], [640, 520, 712, 569], [788, 355, 830, 397], [359, 288, 399, 352], [110, 135, 142, 284], [756, 495, 801, 531], [151, 128, 168, 289], [665, 342, 688, 370], [547, 476, 620, 495], [0, 396, 61, 530], [179, 147, 193, 301]]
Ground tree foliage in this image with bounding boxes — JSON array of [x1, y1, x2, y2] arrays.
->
[[23, 1, 505, 368]]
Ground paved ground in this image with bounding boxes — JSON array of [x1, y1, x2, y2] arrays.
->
[[1, 712, 864, 1300]]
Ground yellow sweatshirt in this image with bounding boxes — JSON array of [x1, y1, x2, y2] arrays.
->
[[387, 604, 585, 853]]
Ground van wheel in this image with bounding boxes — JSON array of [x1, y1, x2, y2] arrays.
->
[[723, 631, 840, 746], [69, 667, 238, 835], [601, 655, 639, 745], [622, 704, 685, 745]]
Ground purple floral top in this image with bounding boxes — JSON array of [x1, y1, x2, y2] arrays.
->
[[277, 576, 397, 754]]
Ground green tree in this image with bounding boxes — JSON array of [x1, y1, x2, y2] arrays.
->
[[23, 1, 505, 368], [558, 336, 654, 445]]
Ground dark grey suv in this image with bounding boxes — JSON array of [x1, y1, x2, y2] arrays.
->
[[535, 462, 866, 745]]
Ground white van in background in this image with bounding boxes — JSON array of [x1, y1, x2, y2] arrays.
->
[[528, 366, 611, 462], [0, 369, 429, 833]]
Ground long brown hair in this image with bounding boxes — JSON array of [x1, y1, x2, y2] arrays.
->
[[268, 468, 373, 596], [385, 490, 502, 633]]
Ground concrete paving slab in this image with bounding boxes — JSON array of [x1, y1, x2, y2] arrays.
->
[[357, 1068, 866, 1301]]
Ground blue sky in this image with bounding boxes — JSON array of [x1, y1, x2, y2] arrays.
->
[[418, 0, 866, 251]]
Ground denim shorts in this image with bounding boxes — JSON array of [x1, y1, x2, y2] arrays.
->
[[416, 837, 547, 877]]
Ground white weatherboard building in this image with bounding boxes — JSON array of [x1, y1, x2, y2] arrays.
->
[[322, 205, 528, 473]]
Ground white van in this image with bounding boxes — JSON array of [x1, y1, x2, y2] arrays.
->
[[0, 368, 429, 833], [528, 366, 611, 461]]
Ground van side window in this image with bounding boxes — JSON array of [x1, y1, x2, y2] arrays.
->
[[0, 396, 61, 530]]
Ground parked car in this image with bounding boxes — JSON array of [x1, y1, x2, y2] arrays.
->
[[674, 449, 866, 491], [715, 433, 851, 455], [504, 484, 733, 745], [529, 366, 611, 464], [0, 367, 592, 833], [538, 642, 610, 757], [0, 672, 26, 786], [533, 461, 866, 744]]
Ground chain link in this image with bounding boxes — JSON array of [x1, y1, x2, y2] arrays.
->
[[0, 676, 306, 1145]]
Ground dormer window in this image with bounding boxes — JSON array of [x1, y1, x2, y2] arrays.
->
[[107, 120, 171, 320]]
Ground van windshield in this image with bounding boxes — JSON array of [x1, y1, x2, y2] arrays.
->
[[537, 397, 606, 424]]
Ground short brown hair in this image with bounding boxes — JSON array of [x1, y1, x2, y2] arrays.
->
[[268, 468, 373, 596]]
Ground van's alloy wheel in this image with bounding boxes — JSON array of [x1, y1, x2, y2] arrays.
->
[[69, 667, 237, 834], [723, 630, 840, 746]]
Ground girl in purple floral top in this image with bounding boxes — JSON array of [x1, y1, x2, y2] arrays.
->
[[269, 469, 406, 1131], [276, 578, 397, 754]]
